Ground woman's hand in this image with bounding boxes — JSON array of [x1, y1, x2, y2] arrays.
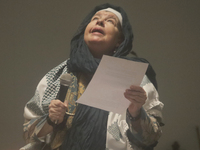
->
[[48, 100, 68, 124], [124, 85, 147, 117]]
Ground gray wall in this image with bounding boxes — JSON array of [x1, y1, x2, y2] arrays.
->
[[1, 0, 200, 149]]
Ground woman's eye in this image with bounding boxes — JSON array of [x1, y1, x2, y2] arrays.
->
[[92, 17, 98, 21], [107, 19, 115, 25]]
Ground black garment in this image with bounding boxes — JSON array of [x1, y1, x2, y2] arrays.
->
[[62, 3, 158, 150], [61, 105, 108, 150], [122, 56, 158, 90]]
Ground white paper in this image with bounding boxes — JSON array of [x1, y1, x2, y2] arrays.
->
[[77, 55, 148, 114]]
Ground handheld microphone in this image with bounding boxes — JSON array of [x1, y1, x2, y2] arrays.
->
[[57, 73, 73, 102]]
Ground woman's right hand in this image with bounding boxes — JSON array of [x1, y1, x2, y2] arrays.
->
[[37, 100, 67, 137], [48, 100, 68, 124]]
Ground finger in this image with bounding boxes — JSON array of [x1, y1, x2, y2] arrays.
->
[[125, 89, 145, 96], [49, 107, 66, 115], [49, 100, 67, 111], [49, 112, 65, 124], [129, 85, 146, 93], [54, 100, 67, 107], [125, 89, 147, 100], [124, 93, 143, 103], [48, 113, 58, 122], [49, 104, 67, 118], [52, 100, 67, 108]]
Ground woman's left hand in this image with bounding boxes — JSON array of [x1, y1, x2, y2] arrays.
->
[[124, 85, 147, 117]]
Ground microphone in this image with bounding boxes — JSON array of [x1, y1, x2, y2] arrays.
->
[[57, 73, 73, 102]]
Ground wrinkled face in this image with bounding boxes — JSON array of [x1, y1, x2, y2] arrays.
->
[[84, 10, 123, 58]]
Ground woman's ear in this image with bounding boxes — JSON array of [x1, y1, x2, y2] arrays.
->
[[116, 37, 123, 48], [117, 31, 124, 47]]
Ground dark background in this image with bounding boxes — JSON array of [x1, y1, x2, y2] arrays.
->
[[1, 0, 200, 150]]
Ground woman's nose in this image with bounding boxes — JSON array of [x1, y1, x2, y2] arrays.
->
[[96, 19, 104, 27]]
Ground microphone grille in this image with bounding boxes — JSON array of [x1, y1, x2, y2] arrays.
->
[[60, 73, 73, 86]]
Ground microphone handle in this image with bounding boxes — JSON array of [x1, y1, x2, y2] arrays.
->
[[57, 85, 69, 102]]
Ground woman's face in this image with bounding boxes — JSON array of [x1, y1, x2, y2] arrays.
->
[[84, 10, 123, 58]]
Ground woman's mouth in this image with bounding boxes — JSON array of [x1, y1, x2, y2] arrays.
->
[[91, 27, 104, 35]]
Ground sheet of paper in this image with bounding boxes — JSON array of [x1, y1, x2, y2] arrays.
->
[[77, 55, 148, 114]]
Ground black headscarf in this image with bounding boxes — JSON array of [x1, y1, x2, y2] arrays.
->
[[67, 3, 157, 89], [67, 3, 133, 73], [61, 3, 158, 150]]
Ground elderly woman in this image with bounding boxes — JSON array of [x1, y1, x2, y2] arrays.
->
[[21, 3, 164, 150]]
